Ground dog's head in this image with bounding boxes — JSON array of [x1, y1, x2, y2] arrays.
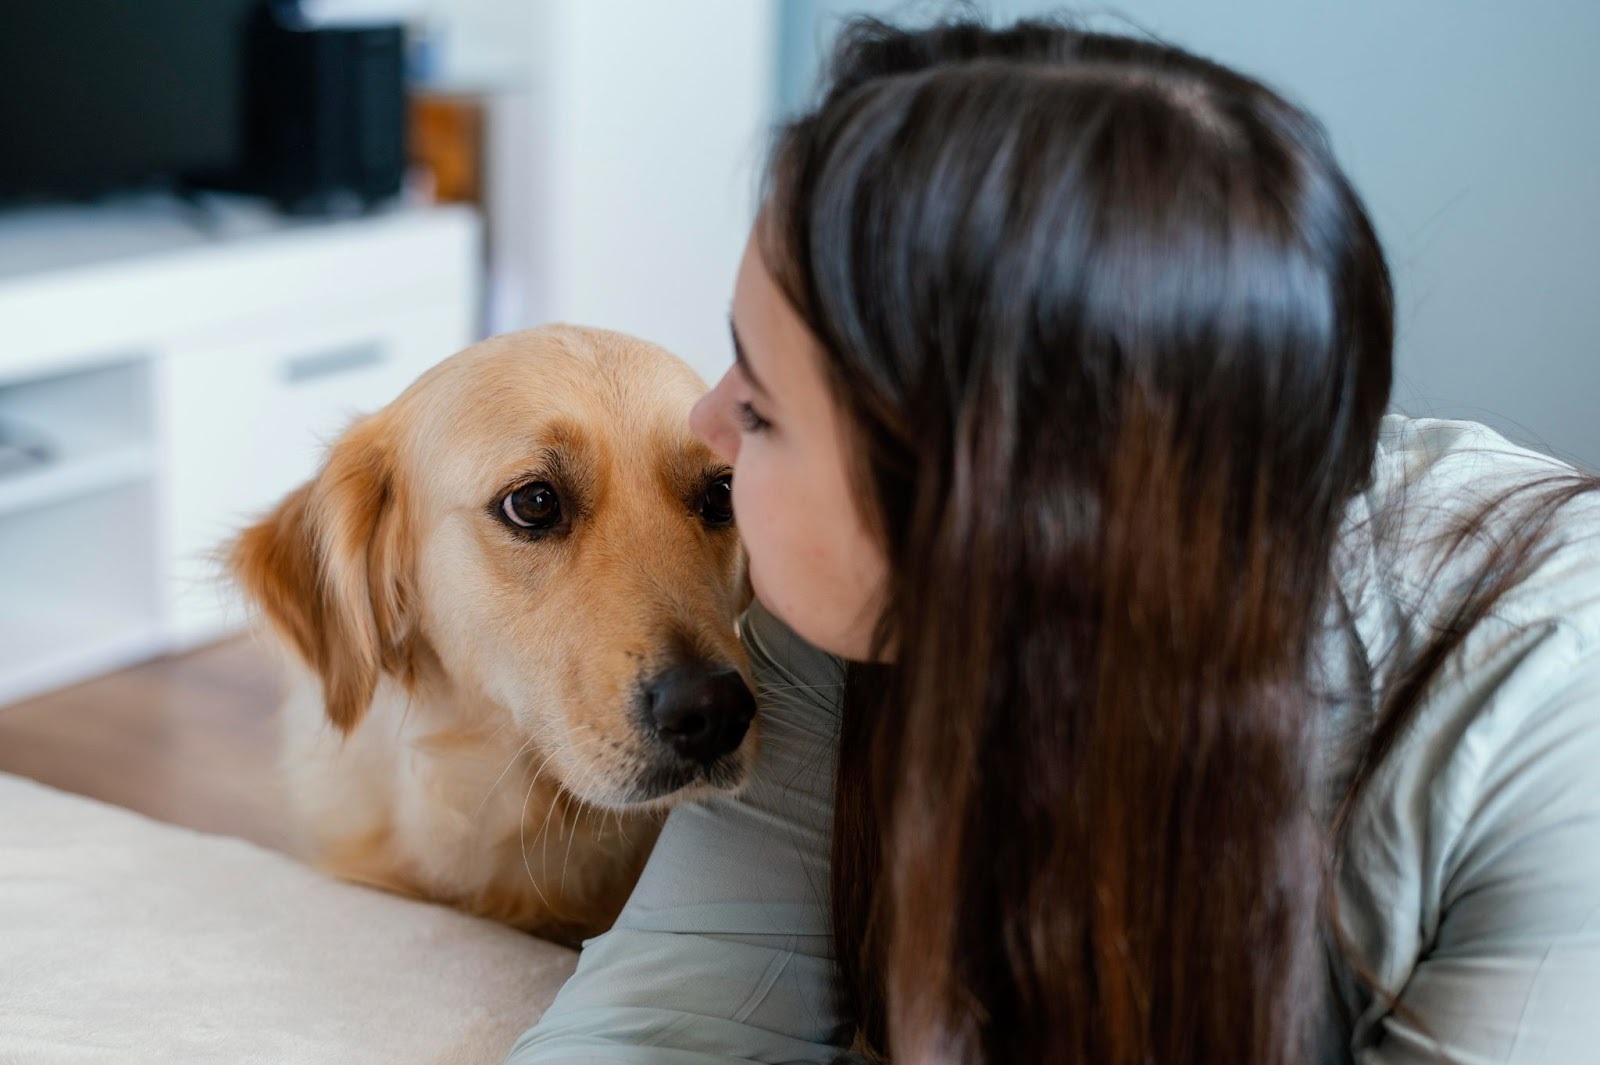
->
[[230, 325, 754, 808]]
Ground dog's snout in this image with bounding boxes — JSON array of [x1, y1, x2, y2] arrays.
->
[[646, 665, 754, 765]]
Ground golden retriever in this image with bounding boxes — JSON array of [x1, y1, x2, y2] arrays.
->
[[230, 325, 754, 945]]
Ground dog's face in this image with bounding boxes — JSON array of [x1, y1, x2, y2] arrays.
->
[[232, 326, 754, 809]]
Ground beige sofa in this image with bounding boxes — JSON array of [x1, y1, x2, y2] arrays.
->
[[0, 772, 578, 1064]]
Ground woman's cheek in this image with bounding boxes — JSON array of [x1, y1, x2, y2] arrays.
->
[[731, 453, 768, 552], [734, 453, 802, 579]]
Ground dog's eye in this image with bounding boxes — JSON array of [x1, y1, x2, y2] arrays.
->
[[699, 473, 734, 528], [502, 482, 562, 530]]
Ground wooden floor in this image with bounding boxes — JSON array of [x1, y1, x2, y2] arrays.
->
[[0, 637, 290, 852]]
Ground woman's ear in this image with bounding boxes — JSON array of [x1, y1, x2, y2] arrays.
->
[[229, 413, 416, 734]]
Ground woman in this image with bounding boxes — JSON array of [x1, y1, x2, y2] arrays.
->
[[508, 17, 1600, 1064]]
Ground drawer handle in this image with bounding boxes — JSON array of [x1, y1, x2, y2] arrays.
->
[[281, 341, 387, 384]]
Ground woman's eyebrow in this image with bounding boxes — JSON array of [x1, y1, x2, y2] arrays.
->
[[729, 316, 771, 398]]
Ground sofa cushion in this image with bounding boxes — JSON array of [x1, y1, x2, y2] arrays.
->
[[0, 771, 577, 1064]]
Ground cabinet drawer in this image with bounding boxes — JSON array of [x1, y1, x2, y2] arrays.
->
[[160, 300, 470, 645]]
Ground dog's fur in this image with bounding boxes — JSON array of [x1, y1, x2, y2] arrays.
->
[[230, 326, 752, 944]]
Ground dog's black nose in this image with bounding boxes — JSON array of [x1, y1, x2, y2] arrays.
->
[[646, 665, 754, 765]]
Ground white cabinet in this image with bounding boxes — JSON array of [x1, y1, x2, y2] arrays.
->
[[160, 298, 468, 646], [0, 199, 479, 704], [0, 358, 163, 703]]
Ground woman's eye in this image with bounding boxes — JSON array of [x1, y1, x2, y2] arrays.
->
[[699, 473, 734, 528], [735, 401, 771, 433], [501, 482, 562, 530]]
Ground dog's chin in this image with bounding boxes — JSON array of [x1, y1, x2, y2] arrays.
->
[[568, 746, 753, 814]]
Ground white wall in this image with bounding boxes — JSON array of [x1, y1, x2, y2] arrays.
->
[[529, 1, 777, 386], [314, 0, 778, 388], [779, 0, 1600, 469]]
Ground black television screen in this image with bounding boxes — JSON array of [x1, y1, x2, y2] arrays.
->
[[0, 0, 263, 202]]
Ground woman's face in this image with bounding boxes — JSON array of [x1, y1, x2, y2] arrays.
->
[[691, 233, 887, 660]]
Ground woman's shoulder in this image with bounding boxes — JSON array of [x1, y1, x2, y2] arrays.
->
[[1360, 413, 1600, 645], [1342, 414, 1600, 855], [1331, 415, 1600, 1058]]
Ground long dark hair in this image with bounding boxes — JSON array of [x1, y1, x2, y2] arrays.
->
[[759, 15, 1595, 1065]]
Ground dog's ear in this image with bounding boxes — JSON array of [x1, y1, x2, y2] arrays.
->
[[230, 413, 415, 734]]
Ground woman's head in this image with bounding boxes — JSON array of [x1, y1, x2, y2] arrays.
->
[[697, 19, 1392, 664], [697, 15, 1395, 1063]]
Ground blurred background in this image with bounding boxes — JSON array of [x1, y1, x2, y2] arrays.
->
[[0, 0, 1596, 707]]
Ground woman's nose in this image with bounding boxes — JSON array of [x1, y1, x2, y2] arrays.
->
[[691, 375, 738, 464]]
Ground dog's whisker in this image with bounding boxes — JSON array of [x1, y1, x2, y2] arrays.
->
[[537, 781, 565, 880], [518, 764, 553, 913], [521, 744, 567, 879], [474, 737, 536, 819], [518, 733, 603, 901], [559, 750, 615, 897], [609, 805, 629, 847], [528, 735, 602, 880], [483, 714, 522, 744]]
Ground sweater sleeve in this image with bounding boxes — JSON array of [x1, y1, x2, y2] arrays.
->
[[503, 599, 857, 1065], [1347, 635, 1600, 1065]]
